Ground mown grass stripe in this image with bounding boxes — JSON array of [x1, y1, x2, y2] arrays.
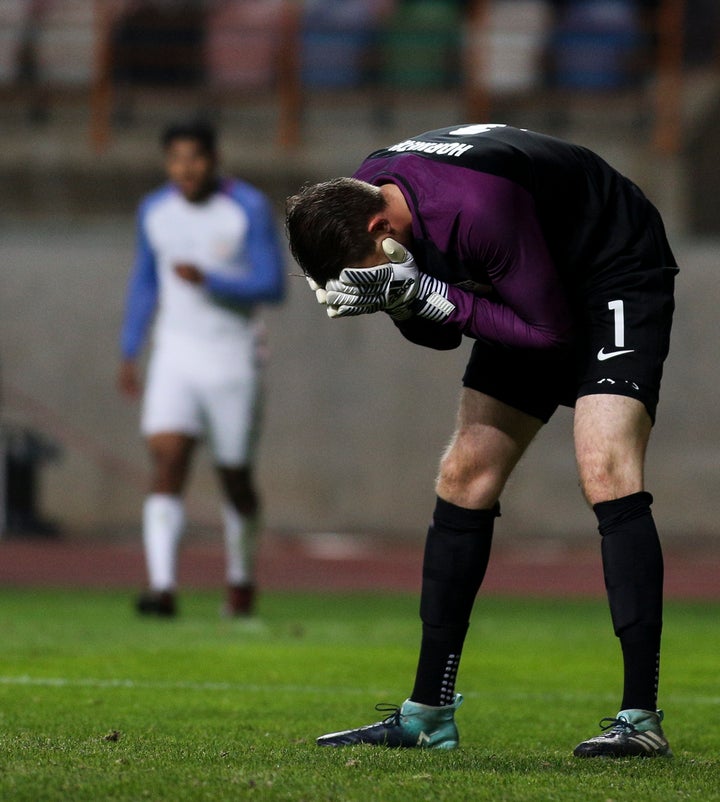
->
[[1, 675, 718, 706]]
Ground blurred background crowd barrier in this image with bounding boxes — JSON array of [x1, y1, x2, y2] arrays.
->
[[0, 0, 712, 153], [0, 0, 719, 543]]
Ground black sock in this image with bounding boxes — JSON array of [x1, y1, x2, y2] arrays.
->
[[594, 491, 663, 712], [410, 496, 499, 707]]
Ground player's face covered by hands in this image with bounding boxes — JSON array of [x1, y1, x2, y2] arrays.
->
[[311, 238, 420, 320]]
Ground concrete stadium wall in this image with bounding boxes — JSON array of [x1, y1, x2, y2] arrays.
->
[[1, 213, 718, 545]]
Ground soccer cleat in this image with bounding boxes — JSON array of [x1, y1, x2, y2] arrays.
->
[[223, 583, 256, 617], [316, 694, 463, 749], [573, 709, 672, 758], [136, 590, 177, 617]]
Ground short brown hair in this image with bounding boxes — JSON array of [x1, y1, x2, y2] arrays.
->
[[285, 178, 385, 286]]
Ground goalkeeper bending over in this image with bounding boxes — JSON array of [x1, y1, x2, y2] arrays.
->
[[286, 124, 678, 758]]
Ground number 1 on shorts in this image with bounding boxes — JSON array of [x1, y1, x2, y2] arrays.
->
[[608, 299, 625, 348]]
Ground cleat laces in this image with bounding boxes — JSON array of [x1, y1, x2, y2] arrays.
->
[[598, 715, 637, 736], [374, 703, 402, 729]]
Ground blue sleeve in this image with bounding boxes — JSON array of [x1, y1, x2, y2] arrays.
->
[[204, 183, 286, 305], [120, 204, 158, 358]]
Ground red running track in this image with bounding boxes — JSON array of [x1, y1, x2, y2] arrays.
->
[[0, 533, 717, 599]]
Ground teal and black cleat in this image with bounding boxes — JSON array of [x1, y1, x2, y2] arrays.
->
[[573, 709, 672, 758], [317, 694, 463, 749]]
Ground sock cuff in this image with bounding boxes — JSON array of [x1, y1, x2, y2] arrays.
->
[[433, 496, 500, 533], [593, 491, 654, 534], [144, 493, 184, 513], [146, 492, 183, 504]]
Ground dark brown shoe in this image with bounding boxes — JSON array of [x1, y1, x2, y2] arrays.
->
[[223, 583, 255, 617]]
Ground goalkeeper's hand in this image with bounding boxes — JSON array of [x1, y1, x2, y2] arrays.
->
[[306, 274, 328, 305], [323, 238, 456, 322], [323, 238, 417, 318]]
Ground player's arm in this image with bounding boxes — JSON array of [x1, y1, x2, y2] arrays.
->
[[444, 283, 572, 350], [117, 359, 141, 398], [443, 179, 574, 350], [118, 208, 158, 397], [317, 225, 571, 352], [202, 186, 285, 304]]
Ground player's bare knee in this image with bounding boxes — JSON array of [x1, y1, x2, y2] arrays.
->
[[436, 457, 503, 508], [150, 469, 186, 495], [578, 458, 643, 506], [148, 451, 189, 494]]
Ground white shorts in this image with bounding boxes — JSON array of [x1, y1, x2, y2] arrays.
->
[[141, 338, 261, 466]]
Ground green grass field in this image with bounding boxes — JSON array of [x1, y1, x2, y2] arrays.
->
[[0, 588, 718, 801]]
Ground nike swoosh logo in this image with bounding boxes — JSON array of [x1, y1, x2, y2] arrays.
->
[[597, 348, 635, 361]]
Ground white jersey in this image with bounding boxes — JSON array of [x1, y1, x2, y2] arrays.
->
[[148, 189, 254, 347], [121, 178, 284, 360]]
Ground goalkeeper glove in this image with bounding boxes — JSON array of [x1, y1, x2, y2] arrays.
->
[[306, 274, 328, 304], [324, 238, 455, 321]]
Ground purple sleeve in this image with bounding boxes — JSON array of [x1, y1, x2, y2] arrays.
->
[[445, 286, 572, 350], [356, 157, 573, 350], [444, 173, 573, 349]]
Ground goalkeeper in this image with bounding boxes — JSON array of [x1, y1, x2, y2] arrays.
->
[[285, 124, 678, 758]]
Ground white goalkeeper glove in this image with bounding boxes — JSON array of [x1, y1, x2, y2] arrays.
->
[[323, 238, 455, 322], [306, 274, 328, 304]]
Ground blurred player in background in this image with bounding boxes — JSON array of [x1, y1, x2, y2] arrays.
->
[[286, 124, 677, 757], [118, 119, 285, 618]]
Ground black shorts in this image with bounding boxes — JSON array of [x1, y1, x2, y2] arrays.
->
[[462, 216, 678, 424]]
